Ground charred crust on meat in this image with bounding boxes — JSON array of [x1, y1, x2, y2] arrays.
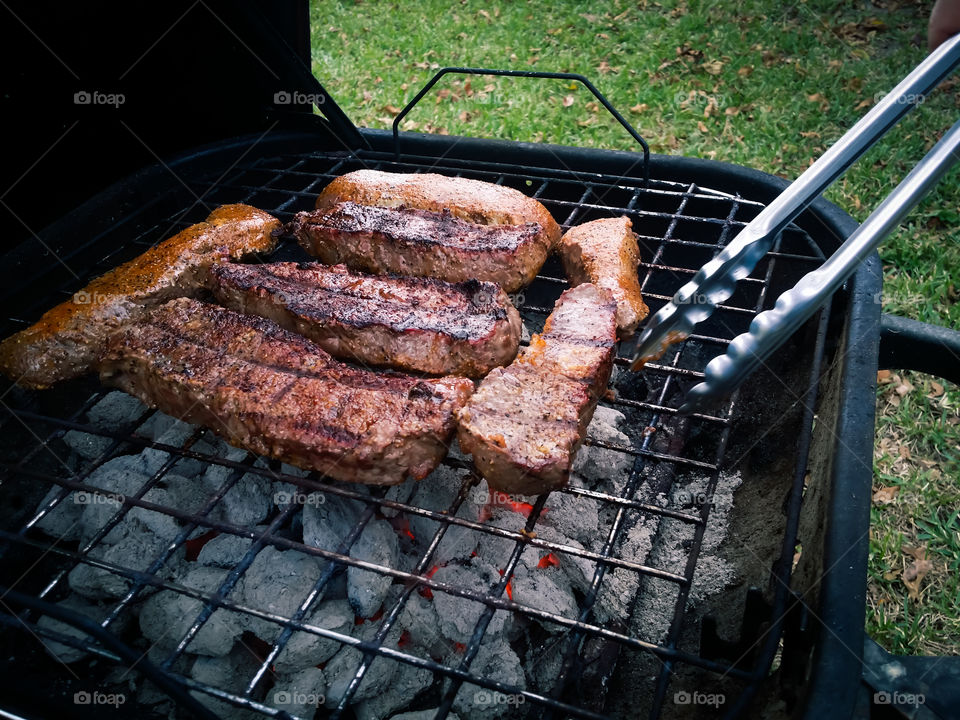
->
[[209, 261, 521, 377], [408, 382, 440, 401], [100, 298, 474, 485], [0, 204, 279, 389]]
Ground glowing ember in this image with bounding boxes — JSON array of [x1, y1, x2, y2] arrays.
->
[[396, 515, 416, 540], [398, 629, 412, 648], [354, 607, 385, 625], [507, 501, 535, 516], [418, 564, 441, 600], [454, 642, 466, 653], [183, 529, 220, 561], [537, 553, 559, 569]]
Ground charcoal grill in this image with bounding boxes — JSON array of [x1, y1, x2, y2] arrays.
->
[[2, 3, 959, 720]]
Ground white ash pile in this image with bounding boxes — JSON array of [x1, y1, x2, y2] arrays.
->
[[31, 391, 657, 719], [631, 469, 743, 645]]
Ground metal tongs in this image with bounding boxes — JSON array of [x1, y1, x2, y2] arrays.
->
[[623, 34, 960, 415]]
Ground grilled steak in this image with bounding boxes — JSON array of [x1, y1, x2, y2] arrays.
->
[[289, 202, 549, 293], [208, 262, 521, 377], [559, 216, 649, 335], [314, 169, 561, 244], [0, 205, 279, 389], [457, 283, 618, 494], [99, 298, 474, 485]]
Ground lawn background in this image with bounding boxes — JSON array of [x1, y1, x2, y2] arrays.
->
[[310, 0, 959, 656]]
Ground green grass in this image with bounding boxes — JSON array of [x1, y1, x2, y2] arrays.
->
[[310, 0, 960, 655]]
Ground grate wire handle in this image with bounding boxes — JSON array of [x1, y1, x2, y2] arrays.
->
[[391, 67, 650, 184]]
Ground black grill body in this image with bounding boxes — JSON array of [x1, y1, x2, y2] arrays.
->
[[5, 2, 957, 719], [0, 126, 882, 720]]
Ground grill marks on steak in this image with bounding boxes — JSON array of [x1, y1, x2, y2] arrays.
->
[[99, 298, 474, 485], [288, 202, 550, 293], [0, 204, 280, 389], [208, 262, 521, 377], [457, 284, 618, 494]]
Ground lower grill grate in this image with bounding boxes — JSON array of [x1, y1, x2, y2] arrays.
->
[[0, 147, 832, 719]]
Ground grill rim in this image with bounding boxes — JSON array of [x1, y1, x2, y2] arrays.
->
[[0, 128, 878, 720]]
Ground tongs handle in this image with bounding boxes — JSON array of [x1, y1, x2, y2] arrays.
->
[[681, 117, 960, 414], [624, 33, 960, 368]]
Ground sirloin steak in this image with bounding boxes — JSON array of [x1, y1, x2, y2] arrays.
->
[[99, 298, 474, 485], [208, 261, 521, 377]]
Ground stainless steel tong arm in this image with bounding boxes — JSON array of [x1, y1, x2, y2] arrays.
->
[[623, 33, 960, 371], [681, 117, 960, 414]]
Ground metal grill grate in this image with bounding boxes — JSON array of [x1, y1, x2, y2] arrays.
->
[[0, 147, 831, 720]]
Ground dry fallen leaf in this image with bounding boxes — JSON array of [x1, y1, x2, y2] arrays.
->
[[738, 65, 754, 77], [895, 378, 915, 397], [630, 103, 648, 114], [901, 545, 933, 600], [703, 60, 725, 75], [703, 97, 718, 118], [903, 545, 925, 560], [929, 381, 945, 397], [697, 120, 709, 133], [562, 95, 575, 108], [382, 104, 403, 116], [872, 486, 899, 505], [877, 369, 892, 383]]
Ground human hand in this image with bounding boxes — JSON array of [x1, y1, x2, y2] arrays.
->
[[929, 0, 960, 51]]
